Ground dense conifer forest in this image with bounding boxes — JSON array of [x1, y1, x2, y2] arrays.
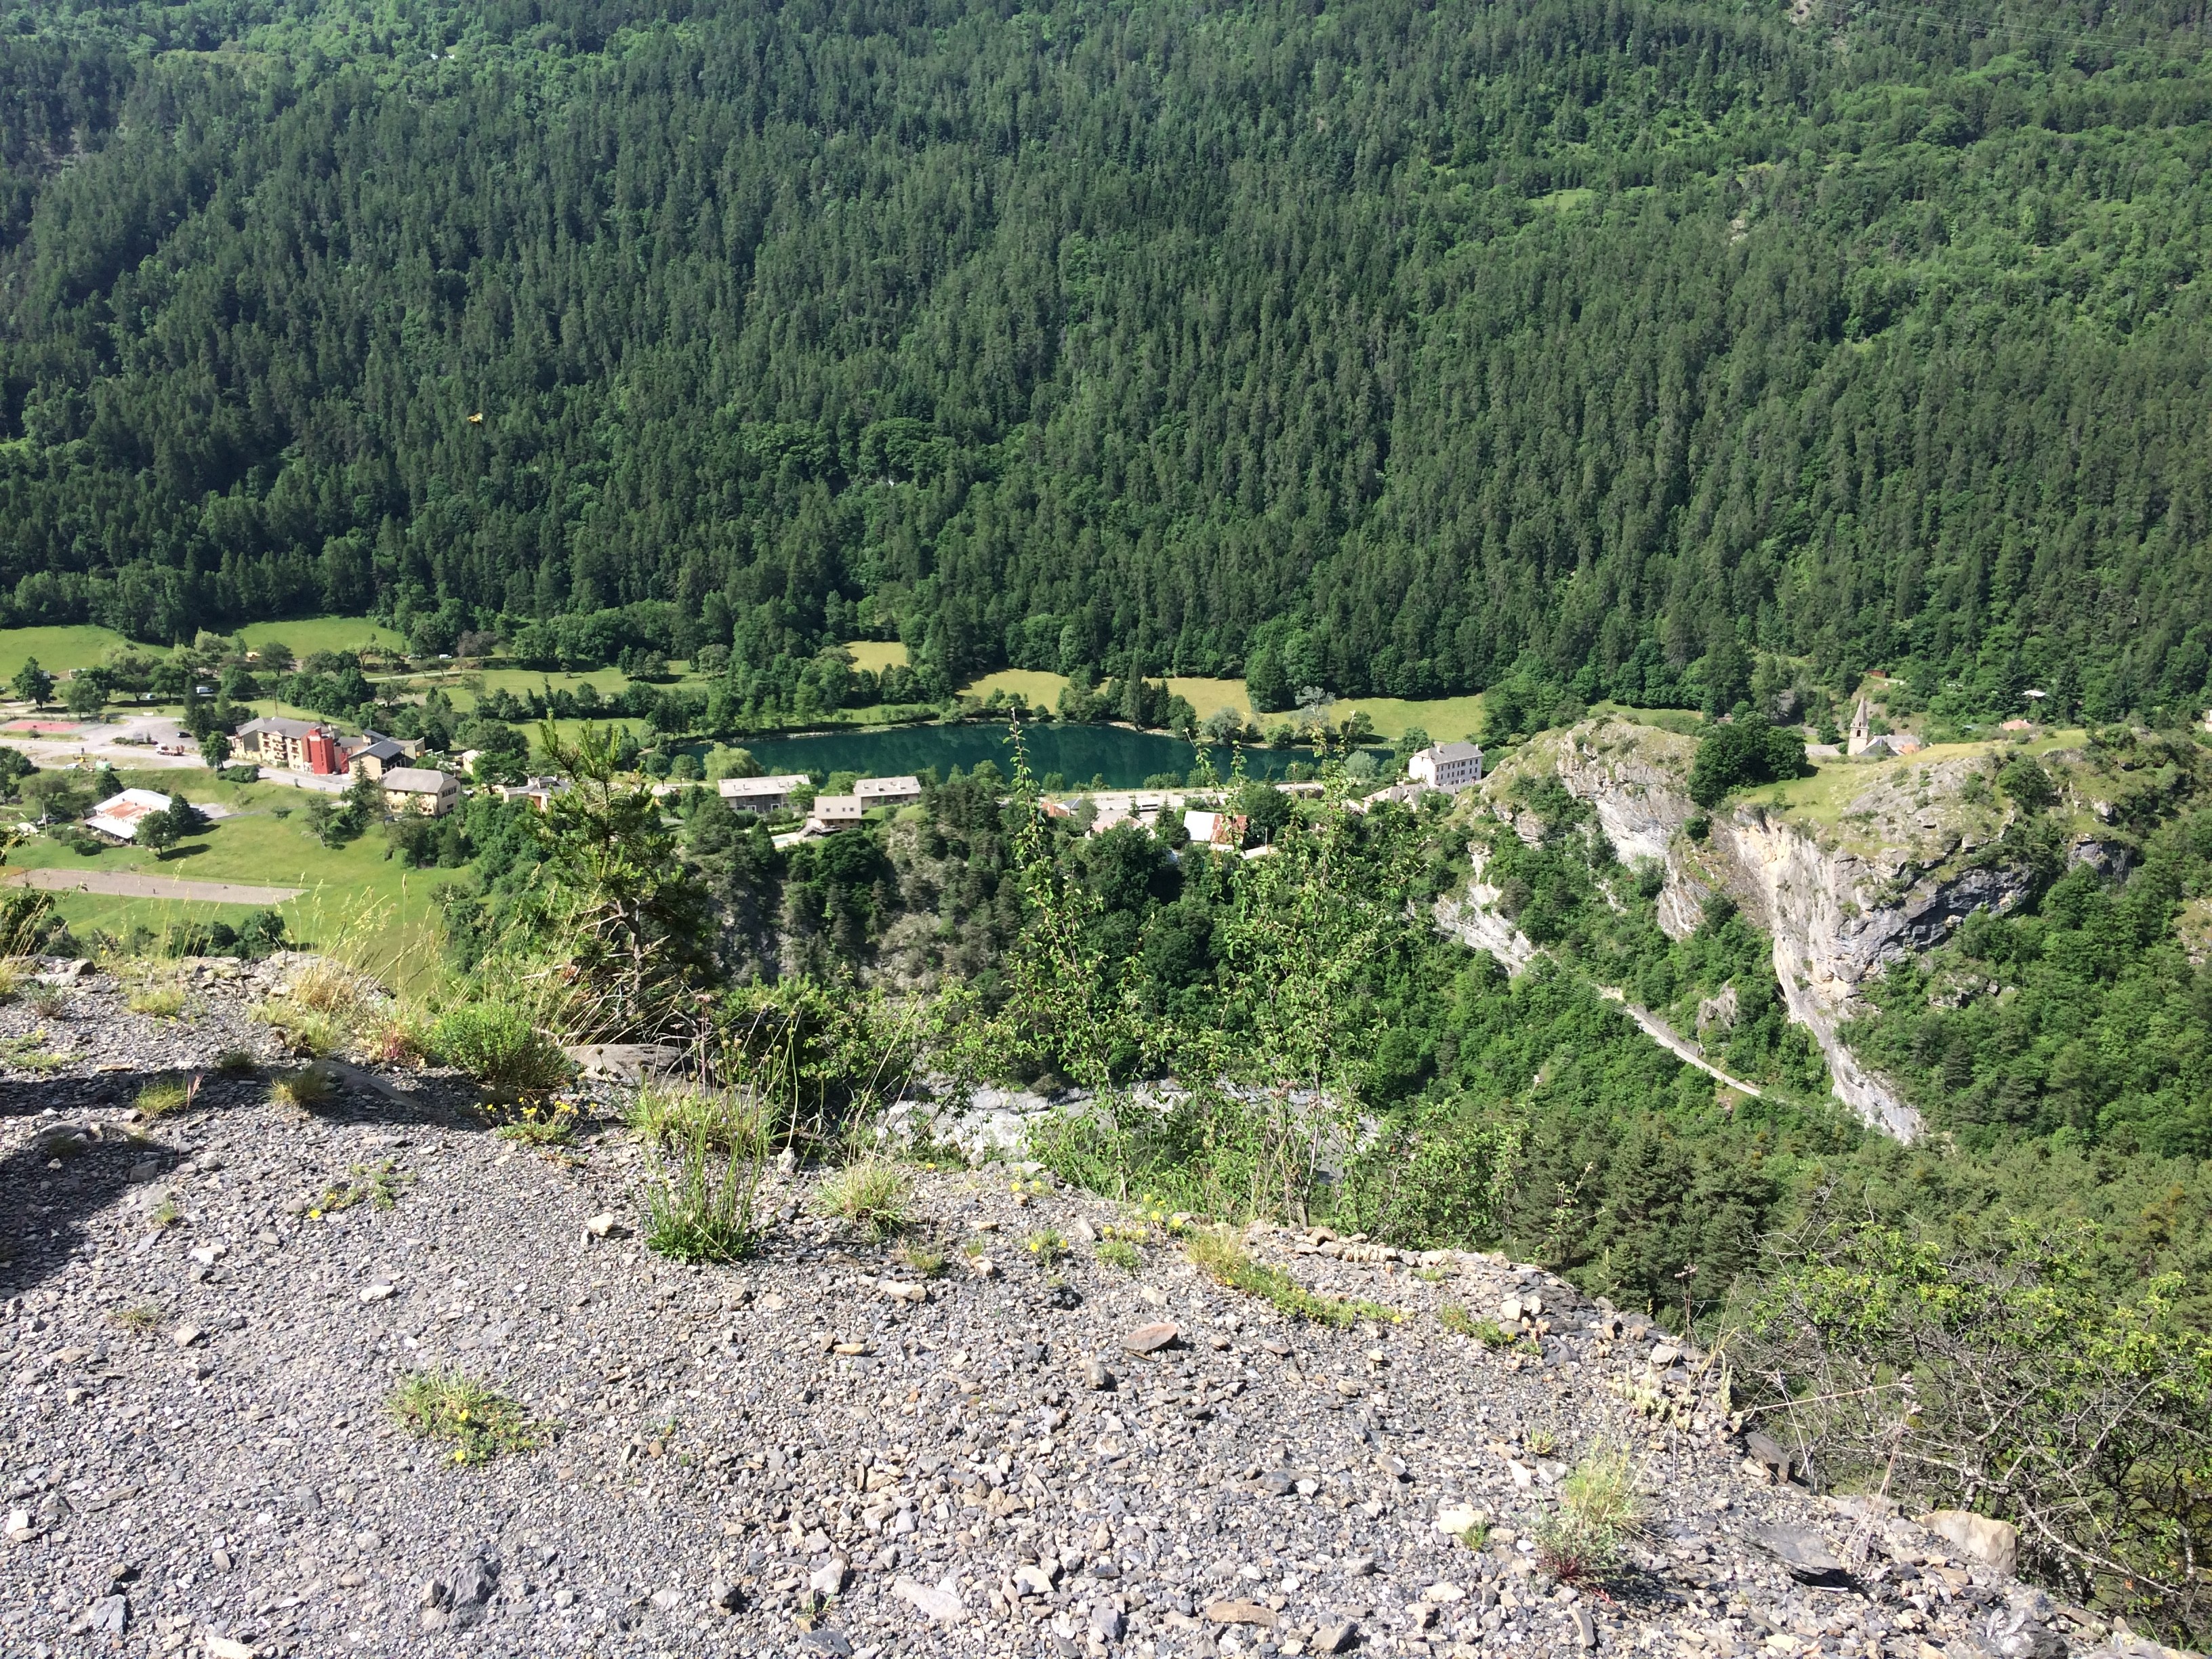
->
[[4, 0, 2212, 716]]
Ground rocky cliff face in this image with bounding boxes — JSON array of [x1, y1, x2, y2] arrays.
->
[[1445, 718, 2055, 1141]]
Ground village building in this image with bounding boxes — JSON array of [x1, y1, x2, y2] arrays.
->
[[233, 716, 346, 775], [495, 775, 571, 811], [85, 790, 172, 842], [854, 774, 924, 808], [717, 773, 812, 815], [1182, 808, 1247, 848], [1406, 740, 1484, 792], [806, 794, 865, 834], [380, 767, 459, 817]]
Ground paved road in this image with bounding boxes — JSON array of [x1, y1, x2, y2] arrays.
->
[[2, 867, 305, 905]]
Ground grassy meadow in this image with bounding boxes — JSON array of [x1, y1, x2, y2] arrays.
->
[[0, 624, 131, 681], [5, 769, 448, 988]]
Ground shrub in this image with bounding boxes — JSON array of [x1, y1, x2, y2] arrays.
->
[[255, 1000, 344, 1057], [1998, 757, 2057, 811], [1734, 1218, 2212, 1643], [1439, 1303, 1514, 1346], [1687, 718, 1813, 809], [428, 1002, 570, 1092], [1097, 1237, 1141, 1272], [895, 1240, 948, 1277], [628, 1082, 766, 1152], [388, 1371, 537, 1465]]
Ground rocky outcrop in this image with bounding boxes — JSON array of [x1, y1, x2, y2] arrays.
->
[[1454, 719, 2052, 1141]]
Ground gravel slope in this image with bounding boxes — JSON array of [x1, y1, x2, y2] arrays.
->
[[1, 965, 2194, 1659]]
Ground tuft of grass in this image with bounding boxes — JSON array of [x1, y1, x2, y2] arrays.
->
[[388, 1370, 539, 1465], [1527, 1428, 1561, 1457], [628, 1082, 765, 1152], [287, 958, 373, 1018], [26, 983, 67, 1021], [310, 1160, 404, 1216], [127, 983, 186, 1019], [150, 1198, 180, 1228], [496, 1102, 581, 1145], [1439, 1303, 1516, 1346], [0, 959, 18, 1002], [112, 1302, 163, 1333], [135, 1074, 196, 1119], [811, 1160, 912, 1240], [254, 999, 344, 1058], [1187, 1229, 1400, 1327], [428, 1002, 571, 1093], [1025, 1227, 1068, 1265], [212, 1048, 258, 1076], [1097, 1237, 1141, 1273], [643, 1092, 775, 1265], [367, 1017, 432, 1067], [1532, 1446, 1650, 1587], [3, 1035, 65, 1072], [269, 1062, 339, 1111], [895, 1240, 947, 1278]]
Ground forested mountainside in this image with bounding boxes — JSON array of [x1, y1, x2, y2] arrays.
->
[[4, 0, 2212, 720]]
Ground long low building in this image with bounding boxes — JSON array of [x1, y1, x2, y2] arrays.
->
[[717, 773, 812, 815], [85, 789, 172, 841]]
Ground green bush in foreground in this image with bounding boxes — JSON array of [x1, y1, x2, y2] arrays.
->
[[428, 1002, 571, 1092]]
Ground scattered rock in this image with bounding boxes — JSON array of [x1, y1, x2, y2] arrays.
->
[[169, 1323, 206, 1348], [1206, 1599, 1281, 1627], [1313, 1619, 1358, 1652], [877, 1279, 926, 1304], [891, 1576, 964, 1624], [1923, 1509, 2021, 1576], [1122, 1321, 1179, 1353], [584, 1212, 621, 1238], [1744, 1429, 1793, 1482], [1749, 1523, 1848, 1582], [202, 1636, 258, 1659], [1080, 1357, 1114, 1389], [359, 1282, 395, 1303], [87, 1593, 127, 1635], [811, 1557, 848, 1597]]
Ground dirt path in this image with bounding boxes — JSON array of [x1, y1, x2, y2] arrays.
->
[[2, 867, 304, 905], [1597, 985, 1767, 1098]]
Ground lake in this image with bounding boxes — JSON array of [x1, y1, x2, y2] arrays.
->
[[739, 722, 1327, 789]]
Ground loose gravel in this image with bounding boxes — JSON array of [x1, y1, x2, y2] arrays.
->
[[0, 965, 2194, 1659]]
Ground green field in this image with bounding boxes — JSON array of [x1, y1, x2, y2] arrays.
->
[[6, 771, 447, 988], [0, 624, 132, 681], [237, 616, 406, 657], [844, 640, 909, 673]]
